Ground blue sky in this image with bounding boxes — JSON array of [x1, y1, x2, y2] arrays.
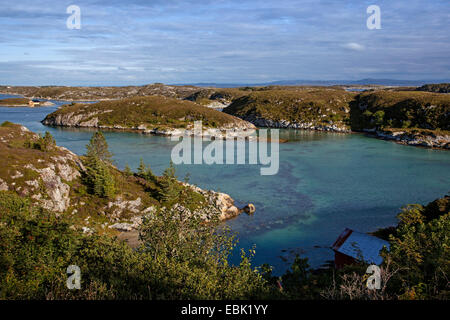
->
[[0, 0, 449, 85]]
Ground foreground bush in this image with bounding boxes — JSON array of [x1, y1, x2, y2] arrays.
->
[[0, 191, 269, 300]]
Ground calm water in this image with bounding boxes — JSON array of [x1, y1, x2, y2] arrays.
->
[[1, 94, 449, 273]]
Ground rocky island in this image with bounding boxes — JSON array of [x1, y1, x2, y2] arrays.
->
[[42, 95, 256, 137], [0, 97, 54, 107]]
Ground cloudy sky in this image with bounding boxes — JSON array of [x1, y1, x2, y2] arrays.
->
[[0, 0, 449, 85]]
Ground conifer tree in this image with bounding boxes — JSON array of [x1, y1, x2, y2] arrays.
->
[[86, 132, 112, 163], [42, 131, 56, 151], [159, 161, 179, 204], [124, 163, 133, 177], [137, 158, 156, 182], [83, 132, 116, 198]]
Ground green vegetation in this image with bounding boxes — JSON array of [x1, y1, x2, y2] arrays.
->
[[350, 90, 450, 132], [262, 195, 450, 300], [223, 88, 355, 126], [82, 132, 116, 199], [1, 188, 446, 299], [42, 95, 248, 130], [0, 191, 268, 299], [85, 131, 112, 163], [0, 98, 30, 106], [159, 162, 179, 205], [24, 131, 56, 152]]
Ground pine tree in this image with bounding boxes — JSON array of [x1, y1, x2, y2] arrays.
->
[[137, 158, 147, 177], [159, 161, 179, 204], [137, 158, 156, 182], [124, 163, 133, 177], [86, 132, 112, 163], [42, 131, 56, 151], [83, 132, 116, 198]]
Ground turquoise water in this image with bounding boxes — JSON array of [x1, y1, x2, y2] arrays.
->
[[1, 95, 449, 273]]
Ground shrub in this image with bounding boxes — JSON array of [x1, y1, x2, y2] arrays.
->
[[0, 191, 269, 300]]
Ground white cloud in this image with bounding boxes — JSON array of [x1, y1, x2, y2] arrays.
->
[[343, 42, 365, 51]]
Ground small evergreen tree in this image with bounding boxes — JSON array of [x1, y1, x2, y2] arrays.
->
[[83, 132, 116, 198], [124, 163, 133, 177], [159, 161, 179, 204], [86, 132, 112, 163], [42, 131, 56, 151], [137, 158, 156, 182], [137, 158, 147, 177]]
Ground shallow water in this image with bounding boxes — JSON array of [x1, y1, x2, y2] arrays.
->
[[1, 94, 449, 273]]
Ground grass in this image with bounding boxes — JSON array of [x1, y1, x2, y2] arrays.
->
[[0, 98, 30, 106], [350, 90, 450, 131], [223, 88, 355, 125], [43, 95, 248, 129]]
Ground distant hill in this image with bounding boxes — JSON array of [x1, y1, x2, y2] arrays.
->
[[416, 83, 450, 93], [185, 79, 450, 88]]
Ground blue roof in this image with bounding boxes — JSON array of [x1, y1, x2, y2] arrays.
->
[[332, 229, 390, 265]]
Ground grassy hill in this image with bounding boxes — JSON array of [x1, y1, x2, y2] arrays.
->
[[350, 90, 450, 131], [42, 95, 255, 132], [222, 88, 355, 130], [0, 121, 158, 230]]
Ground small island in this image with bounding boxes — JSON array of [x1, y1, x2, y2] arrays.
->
[[0, 97, 54, 107], [42, 95, 256, 137]]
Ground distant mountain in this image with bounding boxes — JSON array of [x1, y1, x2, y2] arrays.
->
[[184, 79, 450, 88]]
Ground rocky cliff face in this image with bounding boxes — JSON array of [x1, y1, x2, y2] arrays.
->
[[0, 123, 83, 213]]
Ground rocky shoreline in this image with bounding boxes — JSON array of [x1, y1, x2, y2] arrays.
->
[[370, 129, 450, 149], [241, 115, 351, 133], [108, 183, 254, 232]]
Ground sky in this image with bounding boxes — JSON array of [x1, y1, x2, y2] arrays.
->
[[0, 0, 449, 85]]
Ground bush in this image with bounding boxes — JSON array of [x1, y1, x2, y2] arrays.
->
[[24, 131, 56, 152], [0, 191, 269, 299]]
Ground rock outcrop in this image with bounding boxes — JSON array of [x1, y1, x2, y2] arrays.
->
[[108, 185, 251, 232], [242, 115, 351, 133], [373, 130, 450, 149]]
